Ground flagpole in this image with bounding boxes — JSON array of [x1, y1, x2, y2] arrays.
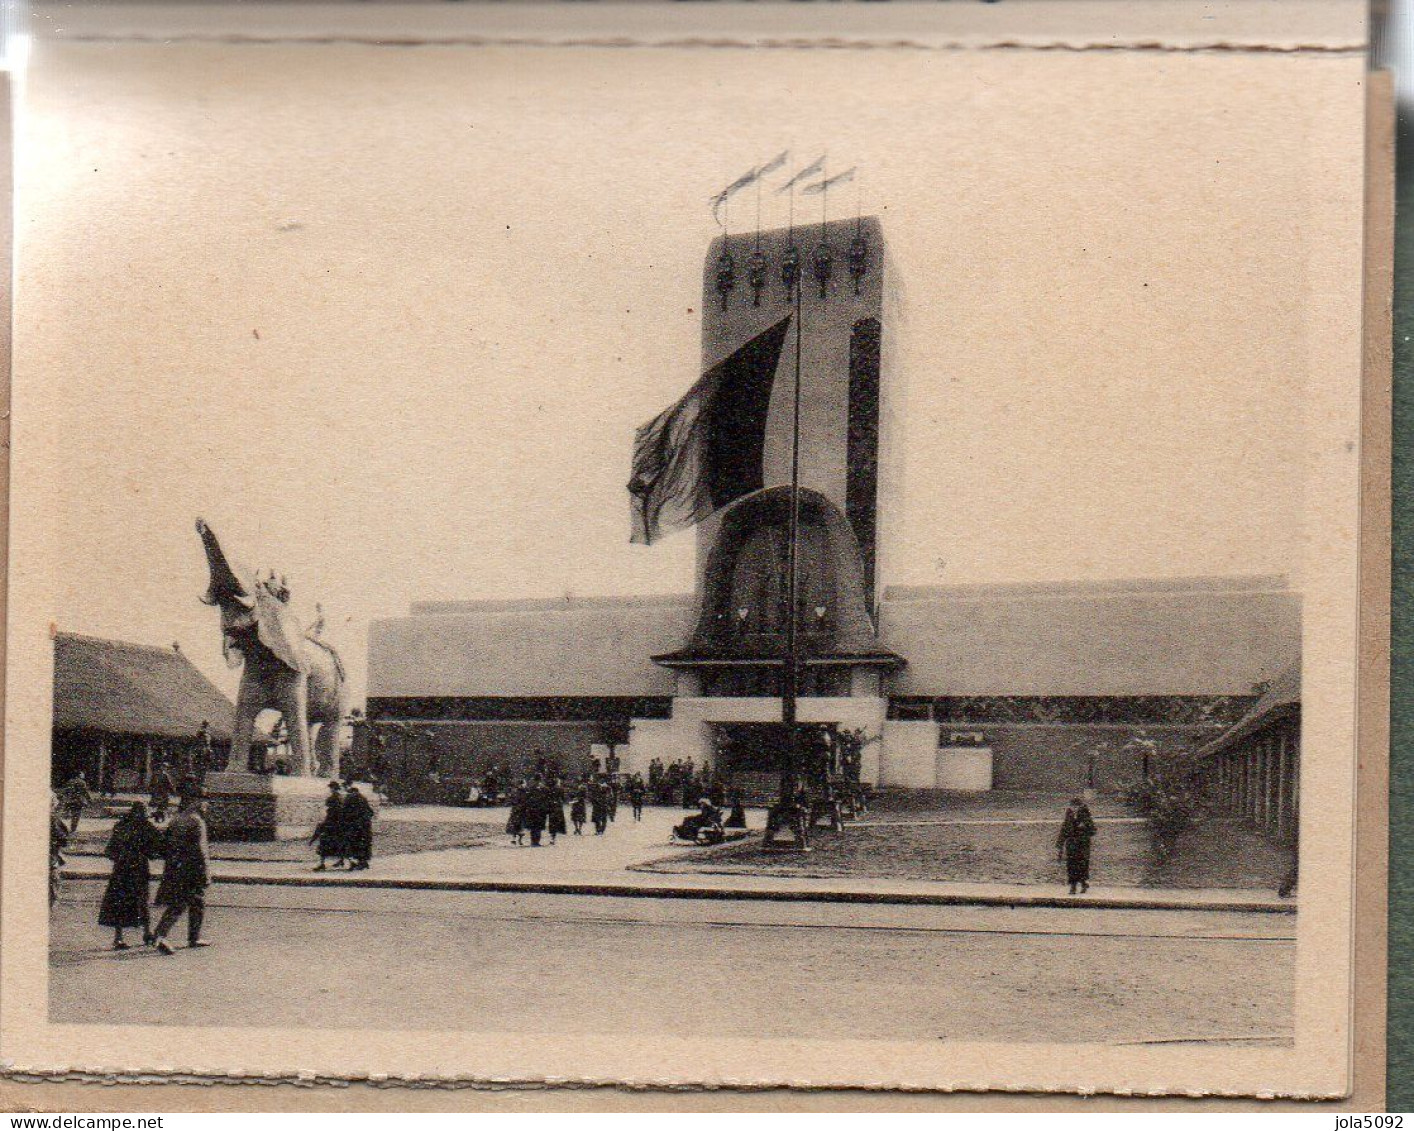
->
[[779, 216, 805, 833]]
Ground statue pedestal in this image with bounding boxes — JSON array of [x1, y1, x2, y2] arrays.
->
[[204, 772, 379, 842]]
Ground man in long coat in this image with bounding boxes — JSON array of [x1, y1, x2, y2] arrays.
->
[[1056, 797, 1097, 895], [589, 777, 611, 836], [521, 776, 550, 847], [153, 790, 211, 954]]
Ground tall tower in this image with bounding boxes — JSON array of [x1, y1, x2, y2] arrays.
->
[[694, 216, 886, 602]]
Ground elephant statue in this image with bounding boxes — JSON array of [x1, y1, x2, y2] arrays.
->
[[195, 517, 348, 777]]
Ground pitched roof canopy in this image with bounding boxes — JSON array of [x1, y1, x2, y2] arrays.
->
[[1195, 662, 1300, 758], [52, 632, 235, 740]]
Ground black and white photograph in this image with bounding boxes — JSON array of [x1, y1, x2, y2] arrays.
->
[[1, 0, 1375, 1099]]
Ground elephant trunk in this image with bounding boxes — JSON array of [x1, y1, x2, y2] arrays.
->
[[196, 517, 252, 609]]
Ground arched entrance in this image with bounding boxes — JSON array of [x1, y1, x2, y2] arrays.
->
[[635, 487, 902, 795], [653, 486, 900, 692]]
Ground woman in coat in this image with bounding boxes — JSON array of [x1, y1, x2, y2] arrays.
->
[[340, 785, 375, 870], [546, 778, 568, 845], [506, 781, 527, 845], [1056, 798, 1097, 895], [99, 801, 165, 949]]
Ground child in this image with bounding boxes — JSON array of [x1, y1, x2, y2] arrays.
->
[[570, 787, 587, 835]]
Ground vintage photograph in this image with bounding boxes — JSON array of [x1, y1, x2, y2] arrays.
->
[[2, 0, 1370, 1098]]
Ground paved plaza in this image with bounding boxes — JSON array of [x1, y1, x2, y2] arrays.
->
[[59, 802, 1291, 911], [52, 793, 1297, 1044]]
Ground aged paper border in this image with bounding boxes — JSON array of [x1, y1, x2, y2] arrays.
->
[[0, 4, 1391, 1107]]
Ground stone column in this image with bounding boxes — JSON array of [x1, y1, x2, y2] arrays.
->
[[1277, 737, 1289, 835]]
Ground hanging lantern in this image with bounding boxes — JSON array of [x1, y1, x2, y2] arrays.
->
[[781, 245, 801, 302], [813, 241, 834, 300], [847, 233, 869, 295], [747, 250, 769, 307], [715, 250, 736, 311]]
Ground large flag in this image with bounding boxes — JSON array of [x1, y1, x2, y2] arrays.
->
[[629, 315, 792, 544]]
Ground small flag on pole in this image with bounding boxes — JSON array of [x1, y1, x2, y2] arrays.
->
[[801, 167, 855, 195], [710, 151, 790, 226], [756, 150, 790, 180], [776, 154, 826, 194], [711, 166, 761, 227]]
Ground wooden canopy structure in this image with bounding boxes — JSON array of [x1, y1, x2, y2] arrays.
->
[[51, 632, 235, 792], [1194, 663, 1300, 843]]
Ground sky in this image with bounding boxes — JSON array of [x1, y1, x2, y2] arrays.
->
[[16, 42, 1318, 706]]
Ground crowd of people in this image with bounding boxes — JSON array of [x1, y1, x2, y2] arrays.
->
[[646, 757, 729, 808], [503, 770, 621, 845], [479, 752, 751, 848], [52, 760, 1120, 963]]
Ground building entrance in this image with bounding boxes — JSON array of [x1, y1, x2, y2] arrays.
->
[[712, 722, 838, 800]]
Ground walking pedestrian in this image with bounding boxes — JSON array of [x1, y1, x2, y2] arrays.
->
[[60, 771, 91, 834], [98, 801, 163, 949], [590, 778, 610, 835], [152, 789, 211, 954], [506, 780, 527, 845], [546, 777, 567, 845], [522, 776, 550, 847], [341, 785, 375, 869], [628, 776, 645, 821], [310, 780, 345, 870], [1056, 797, 1097, 895], [570, 786, 587, 835], [149, 761, 176, 823]]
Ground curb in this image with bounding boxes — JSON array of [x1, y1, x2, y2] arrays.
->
[[60, 868, 1296, 914]]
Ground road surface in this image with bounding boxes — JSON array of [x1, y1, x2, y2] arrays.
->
[[50, 884, 1294, 1045]]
